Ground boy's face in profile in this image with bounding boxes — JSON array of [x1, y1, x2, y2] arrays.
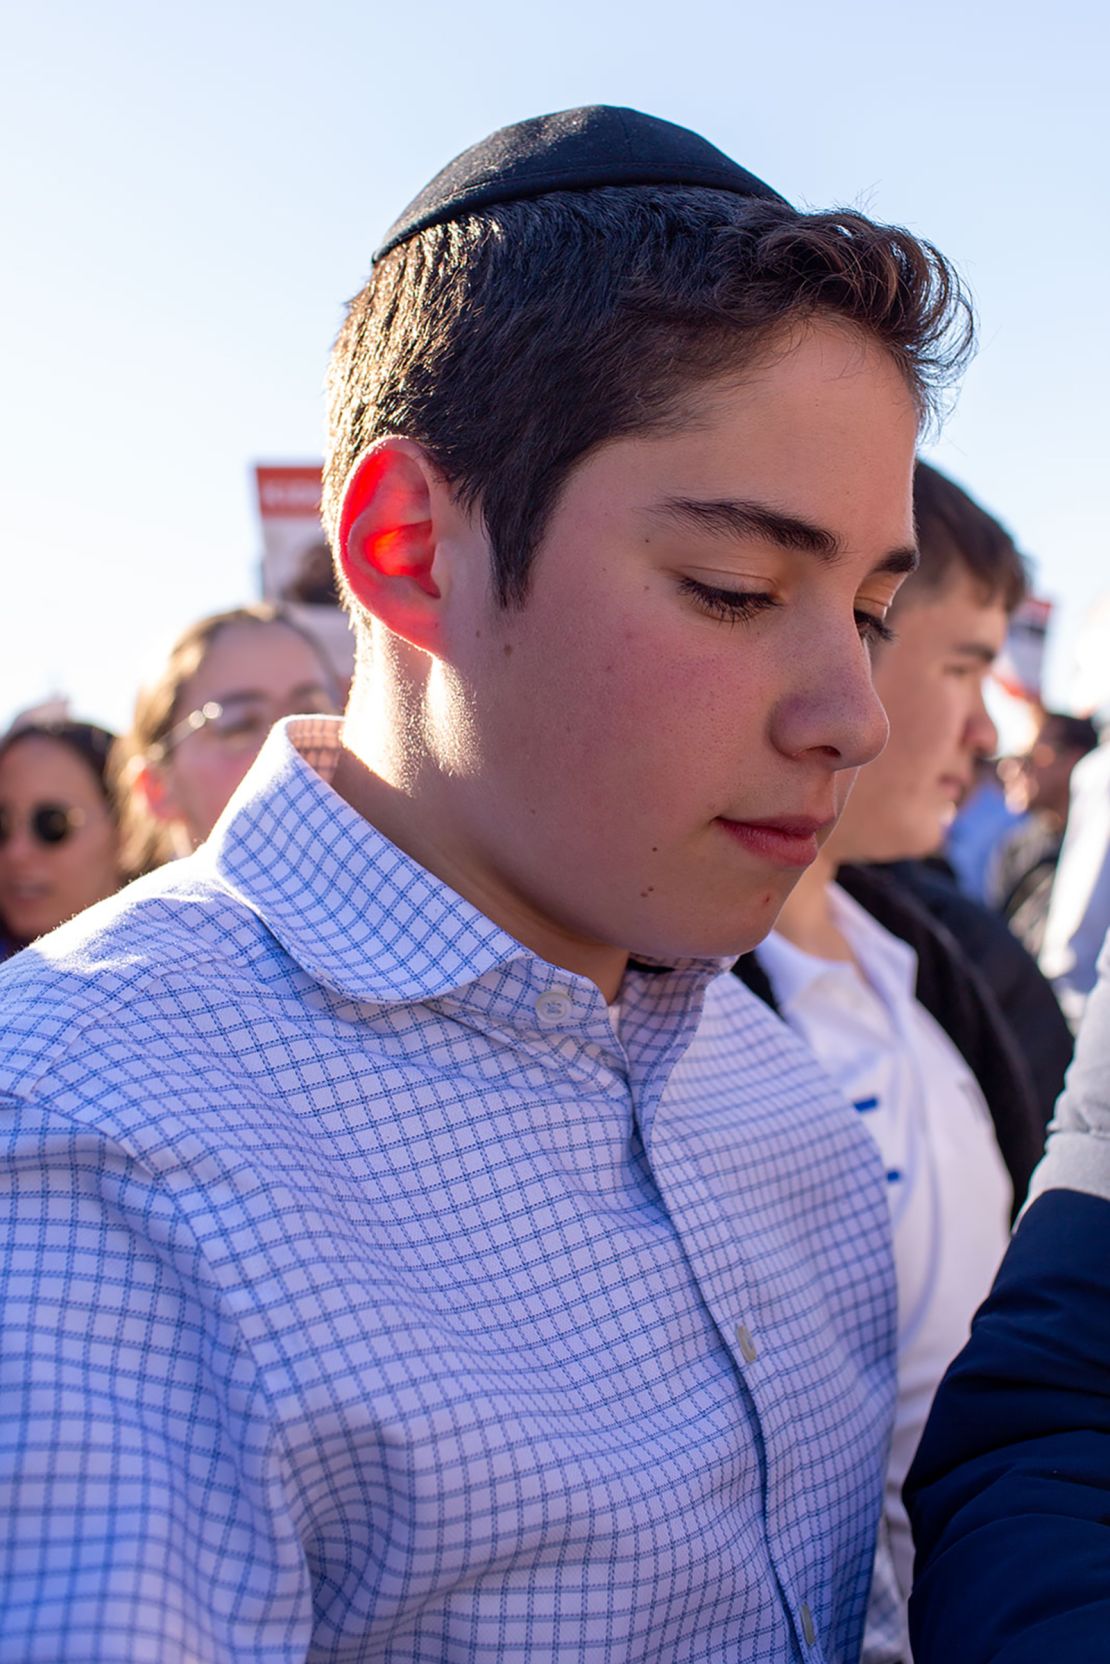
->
[[831, 567, 1008, 865], [427, 317, 919, 966]]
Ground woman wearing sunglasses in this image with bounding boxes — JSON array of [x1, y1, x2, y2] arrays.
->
[[0, 720, 123, 960]]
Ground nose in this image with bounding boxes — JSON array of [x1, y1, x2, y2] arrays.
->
[[966, 685, 999, 760], [770, 629, 889, 771], [0, 824, 38, 867]]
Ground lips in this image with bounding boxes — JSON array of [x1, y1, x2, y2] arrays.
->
[[1, 878, 51, 903], [715, 813, 835, 869], [938, 774, 971, 813]]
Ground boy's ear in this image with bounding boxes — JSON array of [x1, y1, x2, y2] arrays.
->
[[337, 440, 450, 653]]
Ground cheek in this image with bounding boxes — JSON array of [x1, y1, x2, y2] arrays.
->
[[599, 642, 702, 752], [872, 666, 941, 767], [549, 606, 752, 760], [491, 614, 652, 763], [847, 719, 924, 821], [53, 832, 117, 905], [174, 753, 254, 826]]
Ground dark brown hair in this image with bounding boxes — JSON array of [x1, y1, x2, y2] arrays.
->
[[1040, 710, 1098, 757], [0, 720, 117, 804], [909, 461, 1028, 615], [325, 186, 975, 607]]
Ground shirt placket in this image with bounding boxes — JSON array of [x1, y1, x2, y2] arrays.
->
[[652, 1168, 821, 1655], [621, 975, 884, 1664]]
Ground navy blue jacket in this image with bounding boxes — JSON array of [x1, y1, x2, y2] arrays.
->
[[906, 1186, 1110, 1662]]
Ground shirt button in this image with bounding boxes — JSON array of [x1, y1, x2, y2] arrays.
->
[[534, 989, 574, 1026], [735, 1322, 758, 1363], [800, 1601, 816, 1647]]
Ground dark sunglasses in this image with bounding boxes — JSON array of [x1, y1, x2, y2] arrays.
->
[[0, 803, 87, 847]]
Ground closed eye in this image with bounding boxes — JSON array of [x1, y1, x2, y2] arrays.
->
[[856, 611, 896, 649], [678, 576, 780, 625], [945, 658, 993, 679]]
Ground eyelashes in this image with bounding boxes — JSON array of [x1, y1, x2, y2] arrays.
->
[[857, 613, 896, 648], [677, 576, 778, 625], [678, 576, 895, 648]]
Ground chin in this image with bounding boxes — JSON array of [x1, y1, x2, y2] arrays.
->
[[631, 897, 790, 965], [6, 916, 43, 942], [917, 822, 950, 860], [843, 824, 940, 867]]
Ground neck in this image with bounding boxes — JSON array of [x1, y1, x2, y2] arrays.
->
[[771, 847, 855, 963], [335, 670, 629, 1002]]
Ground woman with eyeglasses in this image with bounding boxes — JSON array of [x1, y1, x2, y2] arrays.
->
[[113, 603, 341, 874], [0, 720, 123, 960]]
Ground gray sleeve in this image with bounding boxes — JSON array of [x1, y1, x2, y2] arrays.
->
[[1027, 937, 1110, 1206]]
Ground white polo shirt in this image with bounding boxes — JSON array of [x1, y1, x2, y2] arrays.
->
[[759, 883, 1011, 1654]]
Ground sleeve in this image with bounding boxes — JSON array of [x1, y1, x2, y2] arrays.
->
[[0, 1098, 312, 1663], [1026, 930, 1110, 1206], [905, 948, 1110, 1664], [1039, 752, 1110, 1027]]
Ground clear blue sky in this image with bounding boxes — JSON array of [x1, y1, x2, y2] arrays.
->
[[3, 0, 1105, 733]]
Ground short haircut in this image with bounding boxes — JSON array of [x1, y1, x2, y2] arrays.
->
[[908, 460, 1028, 614], [1040, 710, 1098, 756], [325, 188, 974, 609]]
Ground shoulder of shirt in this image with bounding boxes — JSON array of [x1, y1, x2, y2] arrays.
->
[[0, 854, 292, 1104]]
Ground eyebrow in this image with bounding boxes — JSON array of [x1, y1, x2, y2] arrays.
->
[[650, 495, 919, 577], [210, 681, 331, 704], [951, 641, 999, 665]]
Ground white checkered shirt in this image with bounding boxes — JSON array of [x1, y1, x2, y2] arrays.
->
[[0, 717, 895, 1662]]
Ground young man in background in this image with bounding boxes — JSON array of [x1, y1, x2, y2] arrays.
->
[[0, 107, 970, 1659], [738, 462, 1047, 1660]]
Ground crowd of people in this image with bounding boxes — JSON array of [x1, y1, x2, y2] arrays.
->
[[0, 102, 1106, 1663], [0, 605, 343, 960]]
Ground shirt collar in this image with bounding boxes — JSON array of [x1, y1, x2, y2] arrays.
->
[[758, 881, 917, 1013], [756, 925, 839, 1012], [203, 716, 532, 1007], [828, 882, 917, 1003], [202, 716, 728, 1011]]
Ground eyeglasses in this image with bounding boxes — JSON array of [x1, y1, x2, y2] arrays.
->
[[148, 690, 336, 761], [0, 803, 87, 848]]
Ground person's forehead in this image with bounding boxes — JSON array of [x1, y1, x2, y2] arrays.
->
[[187, 623, 327, 694], [594, 326, 918, 477], [898, 566, 1010, 635], [0, 736, 103, 801]]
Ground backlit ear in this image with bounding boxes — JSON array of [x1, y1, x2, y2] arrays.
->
[[337, 440, 449, 653]]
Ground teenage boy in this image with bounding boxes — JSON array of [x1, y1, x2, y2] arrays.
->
[[0, 107, 971, 1660], [737, 462, 1047, 1660]]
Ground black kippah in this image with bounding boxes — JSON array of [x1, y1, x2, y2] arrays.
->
[[374, 105, 788, 262]]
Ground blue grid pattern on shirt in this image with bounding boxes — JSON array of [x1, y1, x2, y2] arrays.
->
[[0, 718, 895, 1662]]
